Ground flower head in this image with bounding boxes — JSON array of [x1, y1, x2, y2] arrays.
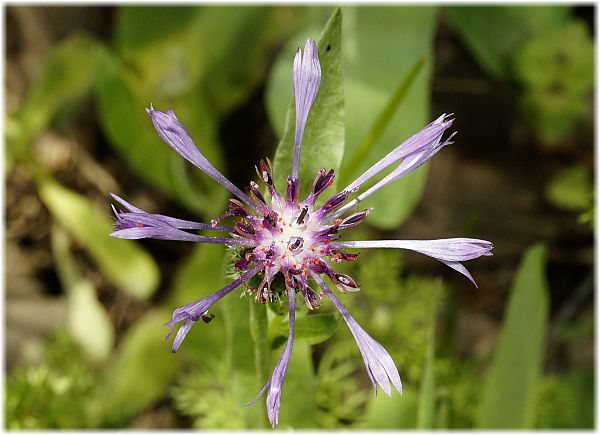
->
[[110, 38, 492, 427]]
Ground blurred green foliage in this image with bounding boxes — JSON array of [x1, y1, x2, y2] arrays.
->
[[6, 330, 98, 429], [446, 6, 593, 145], [6, 4, 593, 430]]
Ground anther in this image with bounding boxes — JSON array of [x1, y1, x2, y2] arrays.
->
[[296, 206, 309, 225], [287, 236, 304, 252]]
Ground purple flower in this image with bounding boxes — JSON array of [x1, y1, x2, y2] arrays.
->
[[110, 38, 492, 427]]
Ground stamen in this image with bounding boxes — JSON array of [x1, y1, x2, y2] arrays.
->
[[287, 236, 304, 252], [296, 206, 309, 225]]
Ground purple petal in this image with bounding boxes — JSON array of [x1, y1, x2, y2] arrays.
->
[[146, 105, 259, 213], [110, 193, 233, 233], [332, 238, 493, 261], [312, 274, 402, 396], [165, 264, 264, 352], [344, 114, 454, 193], [246, 286, 296, 428], [111, 211, 254, 247], [331, 238, 493, 286], [292, 38, 322, 180], [439, 260, 478, 288], [347, 131, 456, 209]]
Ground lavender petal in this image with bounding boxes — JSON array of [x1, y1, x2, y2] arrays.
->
[[110, 193, 233, 232], [343, 114, 454, 193], [146, 105, 259, 213], [313, 273, 402, 396], [111, 212, 254, 247], [246, 286, 296, 428], [332, 238, 493, 261], [292, 38, 322, 180], [339, 131, 456, 213], [165, 264, 264, 352], [331, 238, 493, 286]]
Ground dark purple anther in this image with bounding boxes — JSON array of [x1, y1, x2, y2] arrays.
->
[[288, 266, 303, 275], [286, 176, 299, 204], [296, 206, 309, 225], [312, 169, 335, 196], [330, 250, 360, 263], [235, 221, 256, 238], [258, 280, 270, 304], [287, 236, 304, 252], [308, 258, 329, 274], [330, 272, 360, 292], [303, 287, 320, 310], [249, 181, 267, 207], [263, 210, 278, 231], [258, 159, 274, 187], [339, 208, 373, 230]]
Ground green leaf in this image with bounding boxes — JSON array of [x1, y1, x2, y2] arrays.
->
[[114, 6, 298, 117], [95, 46, 226, 216], [37, 177, 159, 300], [51, 225, 114, 362], [365, 388, 418, 429], [96, 309, 181, 426], [272, 7, 345, 197], [445, 6, 570, 80], [477, 243, 549, 428], [12, 34, 100, 133], [341, 6, 438, 229], [276, 312, 340, 345], [8, 34, 101, 162], [339, 55, 427, 187]]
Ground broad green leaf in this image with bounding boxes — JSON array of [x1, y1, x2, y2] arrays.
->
[[445, 6, 570, 80], [276, 312, 340, 345], [114, 6, 299, 117], [365, 388, 417, 428], [477, 243, 549, 428], [11, 33, 100, 134], [272, 7, 345, 197], [342, 6, 438, 228], [95, 46, 226, 216], [96, 309, 181, 425], [51, 226, 114, 362], [339, 56, 427, 187], [37, 177, 159, 300], [8, 34, 100, 163]]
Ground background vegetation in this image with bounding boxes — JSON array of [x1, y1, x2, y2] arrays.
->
[[6, 5, 594, 429]]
